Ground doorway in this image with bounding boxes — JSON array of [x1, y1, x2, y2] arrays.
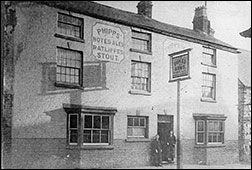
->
[[157, 115, 173, 162]]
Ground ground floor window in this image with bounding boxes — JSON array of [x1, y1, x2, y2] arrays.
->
[[127, 116, 148, 138], [83, 114, 111, 144], [64, 104, 116, 146], [193, 113, 226, 145]]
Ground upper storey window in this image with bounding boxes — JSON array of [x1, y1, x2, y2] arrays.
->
[[56, 47, 82, 88], [202, 47, 216, 67], [131, 30, 151, 53], [58, 13, 83, 40]]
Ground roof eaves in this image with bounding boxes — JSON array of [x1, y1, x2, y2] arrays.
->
[[31, 1, 238, 53]]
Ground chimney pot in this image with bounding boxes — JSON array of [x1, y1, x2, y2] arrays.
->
[[137, 1, 153, 18], [193, 5, 214, 36]]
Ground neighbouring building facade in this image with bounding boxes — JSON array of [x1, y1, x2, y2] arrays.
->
[[238, 49, 251, 162], [3, 1, 240, 169]]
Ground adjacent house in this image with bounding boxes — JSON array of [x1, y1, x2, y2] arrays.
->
[[238, 49, 251, 162], [3, 1, 240, 168]]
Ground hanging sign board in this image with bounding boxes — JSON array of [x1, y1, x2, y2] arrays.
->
[[169, 48, 191, 82], [92, 22, 125, 63]]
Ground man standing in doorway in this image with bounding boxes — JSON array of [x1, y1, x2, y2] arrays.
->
[[167, 130, 176, 163]]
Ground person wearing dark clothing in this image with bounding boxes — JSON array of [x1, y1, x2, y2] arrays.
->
[[167, 131, 176, 163], [150, 134, 162, 166], [159, 133, 168, 162]]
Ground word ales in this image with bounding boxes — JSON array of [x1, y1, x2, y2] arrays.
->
[[92, 23, 125, 63]]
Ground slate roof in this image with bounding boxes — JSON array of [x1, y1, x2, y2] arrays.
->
[[240, 28, 251, 38], [31, 1, 238, 53]]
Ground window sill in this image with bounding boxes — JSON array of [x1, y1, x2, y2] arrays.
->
[[130, 48, 152, 55], [55, 82, 84, 90], [125, 138, 151, 142], [84, 87, 109, 92], [55, 33, 85, 43], [129, 90, 151, 96], [66, 145, 114, 150], [194, 144, 226, 148], [201, 63, 217, 68], [201, 98, 217, 103]]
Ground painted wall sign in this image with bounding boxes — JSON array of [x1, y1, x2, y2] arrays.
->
[[169, 48, 191, 81], [92, 22, 125, 63]]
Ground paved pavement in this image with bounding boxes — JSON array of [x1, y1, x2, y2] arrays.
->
[[122, 162, 251, 169]]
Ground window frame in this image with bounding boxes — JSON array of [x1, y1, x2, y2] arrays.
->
[[196, 120, 205, 144], [201, 72, 216, 102], [131, 30, 152, 54], [82, 114, 112, 145], [127, 116, 148, 139], [56, 12, 84, 41], [68, 114, 79, 145], [130, 60, 151, 95], [201, 46, 216, 67], [207, 120, 225, 144], [55, 47, 83, 89], [65, 105, 117, 149], [194, 114, 227, 147]]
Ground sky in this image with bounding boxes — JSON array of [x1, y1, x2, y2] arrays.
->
[[95, 1, 251, 51]]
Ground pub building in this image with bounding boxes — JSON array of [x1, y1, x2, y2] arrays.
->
[[3, 1, 240, 168]]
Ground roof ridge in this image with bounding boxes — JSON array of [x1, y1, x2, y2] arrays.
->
[[23, 1, 238, 53]]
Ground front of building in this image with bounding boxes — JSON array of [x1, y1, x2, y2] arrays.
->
[[4, 1, 240, 169]]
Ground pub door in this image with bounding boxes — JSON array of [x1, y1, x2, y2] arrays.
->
[[157, 115, 173, 162]]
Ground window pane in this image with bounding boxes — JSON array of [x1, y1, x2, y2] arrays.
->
[[220, 133, 224, 143], [214, 121, 219, 131], [83, 130, 91, 143], [128, 117, 133, 126], [127, 128, 133, 136], [140, 118, 145, 127], [197, 133, 204, 143], [197, 121, 204, 131], [84, 115, 92, 128], [94, 116, 101, 129], [208, 133, 213, 142], [219, 122, 223, 131], [213, 133, 217, 142], [208, 121, 214, 131], [102, 116, 109, 129], [93, 130, 100, 143], [134, 117, 140, 126], [101, 130, 109, 143], [69, 115, 78, 129], [70, 130, 78, 143], [133, 128, 145, 137]]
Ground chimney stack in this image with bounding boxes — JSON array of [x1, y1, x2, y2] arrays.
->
[[192, 6, 214, 36], [137, 1, 153, 18]]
